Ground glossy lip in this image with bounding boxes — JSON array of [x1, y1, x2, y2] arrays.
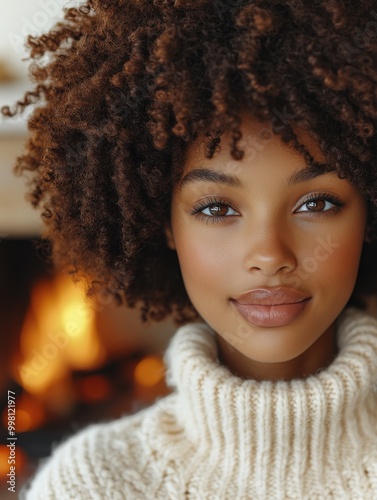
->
[[230, 287, 311, 327], [233, 287, 310, 306]]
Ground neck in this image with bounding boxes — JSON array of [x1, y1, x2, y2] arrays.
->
[[216, 321, 338, 381]]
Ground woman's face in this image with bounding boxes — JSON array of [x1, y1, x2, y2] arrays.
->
[[167, 116, 367, 380]]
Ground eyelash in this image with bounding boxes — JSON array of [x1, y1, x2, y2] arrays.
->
[[190, 193, 345, 224]]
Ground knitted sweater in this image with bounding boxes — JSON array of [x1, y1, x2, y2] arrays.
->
[[23, 308, 377, 499]]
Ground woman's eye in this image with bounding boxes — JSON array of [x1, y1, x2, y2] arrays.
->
[[190, 198, 240, 222], [201, 204, 238, 217], [296, 197, 341, 213]]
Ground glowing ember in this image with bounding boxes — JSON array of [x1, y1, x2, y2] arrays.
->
[[1, 394, 46, 433], [0, 445, 27, 481], [134, 356, 165, 387], [79, 375, 112, 403]]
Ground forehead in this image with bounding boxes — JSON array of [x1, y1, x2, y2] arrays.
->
[[182, 115, 327, 173]]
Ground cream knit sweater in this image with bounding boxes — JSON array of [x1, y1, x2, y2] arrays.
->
[[23, 308, 377, 499]]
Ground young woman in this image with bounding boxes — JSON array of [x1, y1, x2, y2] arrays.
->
[[5, 0, 377, 497]]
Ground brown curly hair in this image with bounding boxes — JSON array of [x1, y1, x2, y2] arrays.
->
[[3, 0, 377, 323]]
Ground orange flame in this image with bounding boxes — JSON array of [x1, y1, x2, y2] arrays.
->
[[12, 274, 106, 396]]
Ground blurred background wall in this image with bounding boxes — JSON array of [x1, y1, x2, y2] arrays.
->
[[0, 0, 78, 75], [0, 0, 72, 234]]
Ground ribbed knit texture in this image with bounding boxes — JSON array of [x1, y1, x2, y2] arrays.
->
[[23, 308, 377, 499]]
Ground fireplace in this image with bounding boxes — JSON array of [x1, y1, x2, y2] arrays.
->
[[0, 238, 175, 495]]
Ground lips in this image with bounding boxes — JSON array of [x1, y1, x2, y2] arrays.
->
[[230, 287, 311, 327]]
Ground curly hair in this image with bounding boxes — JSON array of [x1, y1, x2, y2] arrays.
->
[[3, 0, 377, 323]]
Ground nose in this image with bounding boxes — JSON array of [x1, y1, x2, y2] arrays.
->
[[244, 225, 297, 276]]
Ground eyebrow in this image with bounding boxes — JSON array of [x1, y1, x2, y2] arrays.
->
[[178, 163, 333, 189], [287, 163, 333, 185], [179, 168, 242, 188]]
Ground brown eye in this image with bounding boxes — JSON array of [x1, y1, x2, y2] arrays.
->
[[296, 195, 344, 214], [192, 199, 239, 220], [208, 204, 229, 216], [306, 199, 326, 211]]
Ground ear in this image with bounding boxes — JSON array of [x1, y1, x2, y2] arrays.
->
[[164, 223, 176, 250]]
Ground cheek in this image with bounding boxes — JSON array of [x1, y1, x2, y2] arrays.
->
[[173, 225, 235, 296], [302, 219, 365, 297], [327, 240, 363, 287]]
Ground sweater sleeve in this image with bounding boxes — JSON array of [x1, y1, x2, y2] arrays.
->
[[20, 415, 152, 500]]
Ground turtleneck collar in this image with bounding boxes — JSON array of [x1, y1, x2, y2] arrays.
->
[[164, 308, 377, 496]]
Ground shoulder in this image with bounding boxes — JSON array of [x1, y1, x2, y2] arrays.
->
[[21, 395, 176, 500]]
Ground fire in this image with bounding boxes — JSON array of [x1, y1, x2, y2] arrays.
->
[[12, 274, 106, 396], [78, 374, 112, 403], [134, 355, 165, 387], [0, 445, 27, 481], [2, 393, 45, 433]]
